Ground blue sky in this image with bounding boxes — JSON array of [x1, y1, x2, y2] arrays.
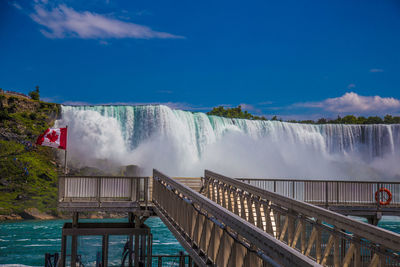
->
[[1, 0, 400, 119]]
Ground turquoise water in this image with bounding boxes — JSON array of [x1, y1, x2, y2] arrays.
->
[[0, 217, 183, 266], [0, 216, 399, 266]]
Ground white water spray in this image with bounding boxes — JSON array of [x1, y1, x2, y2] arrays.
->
[[57, 105, 400, 179]]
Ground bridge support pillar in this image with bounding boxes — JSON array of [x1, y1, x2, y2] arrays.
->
[[366, 212, 381, 226], [71, 212, 79, 267]]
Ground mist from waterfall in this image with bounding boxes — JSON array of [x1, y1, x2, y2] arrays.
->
[[56, 105, 400, 179]]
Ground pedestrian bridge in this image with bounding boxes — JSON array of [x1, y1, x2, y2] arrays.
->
[[152, 170, 400, 267], [58, 171, 400, 267]]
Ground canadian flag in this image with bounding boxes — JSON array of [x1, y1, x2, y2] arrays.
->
[[36, 128, 67, 150]]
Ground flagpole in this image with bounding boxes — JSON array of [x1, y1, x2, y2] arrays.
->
[[64, 125, 68, 174]]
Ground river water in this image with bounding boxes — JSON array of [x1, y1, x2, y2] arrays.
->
[[0, 217, 183, 266], [0, 216, 399, 266]]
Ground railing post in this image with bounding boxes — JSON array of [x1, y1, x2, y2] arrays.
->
[[377, 182, 381, 210], [292, 181, 295, 199], [97, 177, 101, 204], [325, 182, 328, 208], [145, 177, 149, 209], [131, 178, 135, 201], [274, 180, 276, 193], [136, 178, 141, 202], [336, 181, 339, 204]]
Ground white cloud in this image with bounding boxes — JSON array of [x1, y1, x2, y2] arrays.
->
[[239, 103, 255, 110], [11, 1, 22, 10], [298, 92, 400, 113], [30, 4, 184, 39], [239, 103, 263, 114], [370, 68, 384, 73], [347, 83, 356, 89]]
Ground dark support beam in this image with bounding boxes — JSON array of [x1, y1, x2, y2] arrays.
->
[[134, 234, 139, 267], [72, 212, 79, 227], [158, 256, 162, 267], [128, 212, 134, 224], [129, 234, 133, 267], [366, 214, 381, 226], [179, 251, 185, 267], [71, 235, 77, 267], [147, 233, 152, 267], [60, 235, 67, 267], [71, 212, 79, 267], [102, 234, 109, 267]]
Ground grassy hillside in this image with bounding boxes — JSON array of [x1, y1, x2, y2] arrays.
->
[[0, 93, 62, 216]]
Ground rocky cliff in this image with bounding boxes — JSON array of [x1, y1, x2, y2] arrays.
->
[[0, 92, 61, 219]]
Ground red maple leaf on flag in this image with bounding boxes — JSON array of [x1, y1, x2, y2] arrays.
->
[[46, 130, 59, 143]]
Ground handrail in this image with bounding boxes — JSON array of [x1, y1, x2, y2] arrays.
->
[[206, 170, 400, 251], [237, 177, 400, 184], [236, 177, 400, 213], [153, 169, 320, 267], [58, 176, 149, 208], [62, 175, 149, 179]]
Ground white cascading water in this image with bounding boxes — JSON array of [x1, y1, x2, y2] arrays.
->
[[56, 105, 400, 179]]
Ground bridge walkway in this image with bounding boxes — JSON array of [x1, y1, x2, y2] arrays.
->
[[152, 169, 400, 267], [152, 169, 319, 267]]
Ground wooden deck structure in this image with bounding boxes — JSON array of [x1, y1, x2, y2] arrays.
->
[[152, 169, 318, 267], [57, 172, 400, 267], [202, 170, 400, 267]]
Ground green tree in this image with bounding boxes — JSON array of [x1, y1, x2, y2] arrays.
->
[[207, 105, 266, 120], [366, 116, 383, 124], [392, 116, 400, 123], [29, 86, 40, 100], [341, 115, 357, 124], [384, 114, 393, 124]]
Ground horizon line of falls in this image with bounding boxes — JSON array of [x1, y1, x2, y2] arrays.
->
[[57, 105, 400, 180]]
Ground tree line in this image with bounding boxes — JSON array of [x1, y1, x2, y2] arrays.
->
[[207, 106, 400, 124], [207, 106, 267, 120]]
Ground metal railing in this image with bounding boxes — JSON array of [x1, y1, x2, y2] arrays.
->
[[237, 178, 400, 208], [152, 169, 318, 267], [58, 176, 149, 210], [205, 170, 400, 266], [151, 252, 192, 267]]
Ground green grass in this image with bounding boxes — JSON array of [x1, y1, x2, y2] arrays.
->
[[0, 140, 60, 215]]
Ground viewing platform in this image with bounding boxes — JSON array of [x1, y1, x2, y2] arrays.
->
[[55, 173, 400, 267], [58, 175, 149, 212]]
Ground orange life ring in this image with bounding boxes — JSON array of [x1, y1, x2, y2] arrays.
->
[[375, 188, 392, 205]]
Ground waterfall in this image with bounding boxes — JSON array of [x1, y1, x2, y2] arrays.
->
[[57, 105, 400, 179]]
